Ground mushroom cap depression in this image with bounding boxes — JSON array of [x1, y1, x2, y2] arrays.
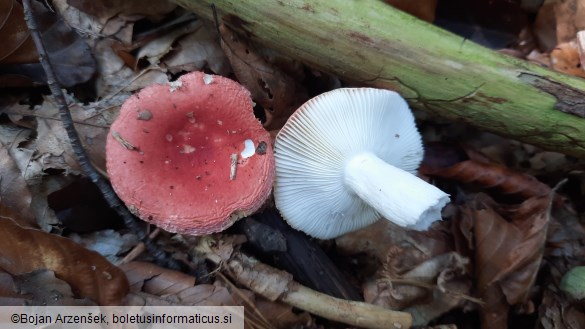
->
[[274, 88, 426, 239], [106, 71, 274, 235]]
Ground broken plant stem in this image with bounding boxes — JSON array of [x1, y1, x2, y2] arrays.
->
[[201, 239, 412, 329], [22, 0, 182, 271], [381, 278, 485, 305]]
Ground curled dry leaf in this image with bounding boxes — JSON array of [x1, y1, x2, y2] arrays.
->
[[0, 214, 129, 305], [336, 219, 453, 264], [120, 261, 196, 296], [0, 139, 35, 227], [550, 41, 585, 79], [365, 252, 469, 311], [421, 143, 553, 202], [219, 24, 308, 130], [347, 219, 471, 326], [7, 94, 112, 175], [457, 193, 552, 329], [164, 21, 230, 76], [120, 260, 310, 329], [121, 261, 248, 306]]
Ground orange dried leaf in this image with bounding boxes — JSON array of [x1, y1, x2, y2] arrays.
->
[[550, 41, 585, 78], [0, 216, 128, 305]]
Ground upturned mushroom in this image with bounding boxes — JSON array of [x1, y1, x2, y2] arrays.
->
[[274, 88, 449, 239], [106, 71, 274, 235]]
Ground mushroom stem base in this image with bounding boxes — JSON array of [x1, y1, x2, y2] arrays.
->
[[344, 152, 449, 230]]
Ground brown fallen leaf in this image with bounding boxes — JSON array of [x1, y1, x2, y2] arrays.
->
[[554, 0, 585, 44], [219, 24, 308, 130], [538, 287, 585, 329], [421, 143, 554, 202], [66, 0, 176, 25], [365, 251, 471, 326], [336, 219, 453, 263], [120, 260, 304, 328], [550, 41, 585, 78], [384, 0, 437, 22], [5, 94, 113, 175], [0, 0, 97, 87], [163, 21, 230, 76], [457, 193, 552, 329], [533, 1, 557, 52], [121, 261, 196, 295], [338, 218, 470, 326], [120, 260, 248, 306], [0, 139, 35, 227], [0, 0, 37, 64], [0, 212, 128, 305]]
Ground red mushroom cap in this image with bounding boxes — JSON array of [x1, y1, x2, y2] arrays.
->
[[106, 71, 274, 235]]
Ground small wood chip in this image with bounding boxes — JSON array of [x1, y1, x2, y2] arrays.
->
[[230, 153, 238, 180], [111, 131, 138, 151]]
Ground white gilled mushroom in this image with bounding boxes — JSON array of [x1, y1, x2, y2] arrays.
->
[[274, 88, 450, 239]]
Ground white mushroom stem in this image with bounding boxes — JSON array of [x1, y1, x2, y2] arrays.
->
[[344, 152, 449, 230]]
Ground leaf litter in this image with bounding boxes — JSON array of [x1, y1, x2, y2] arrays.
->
[[1, 1, 585, 329]]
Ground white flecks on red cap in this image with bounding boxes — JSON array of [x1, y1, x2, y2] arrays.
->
[[106, 71, 274, 235]]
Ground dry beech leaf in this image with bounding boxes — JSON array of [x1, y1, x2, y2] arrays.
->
[[120, 261, 196, 295], [533, 1, 557, 51], [255, 298, 312, 329], [336, 219, 453, 263], [0, 0, 38, 64], [365, 252, 469, 312], [554, 0, 585, 44], [0, 215, 129, 305], [66, 0, 176, 25], [421, 143, 553, 202], [9, 94, 112, 175], [121, 261, 252, 307], [0, 0, 97, 87], [384, 0, 437, 22], [538, 288, 585, 329], [458, 194, 552, 329], [550, 41, 585, 78], [0, 139, 35, 227], [122, 277, 295, 329], [219, 24, 308, 130], [164, 22, 230, 76]]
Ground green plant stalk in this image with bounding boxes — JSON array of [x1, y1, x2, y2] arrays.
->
[[173, 0, 585, 158]]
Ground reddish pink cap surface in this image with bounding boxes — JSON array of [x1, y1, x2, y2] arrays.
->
[[106, 71, 274, 235]]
